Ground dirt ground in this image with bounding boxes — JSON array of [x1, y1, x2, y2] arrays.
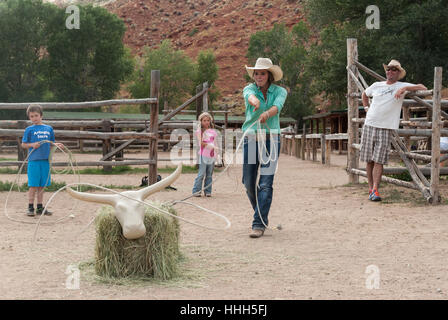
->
[[1, 150, 448, 300]]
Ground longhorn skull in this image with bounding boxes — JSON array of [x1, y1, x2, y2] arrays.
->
[[66, 164, 182, 239]]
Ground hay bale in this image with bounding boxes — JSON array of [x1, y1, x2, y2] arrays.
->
[[94, 202, 180, 280]]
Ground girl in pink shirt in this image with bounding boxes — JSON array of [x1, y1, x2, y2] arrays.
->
[[192, 112, 217, 197]]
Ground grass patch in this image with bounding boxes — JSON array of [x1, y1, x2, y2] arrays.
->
[[385, 172, 413, 182], [341, 181, 369, 188], [116, 104, 141, 114], [0, 168, 19, 174], [381, 187, 427, 205], [188, 27, 199, 36]]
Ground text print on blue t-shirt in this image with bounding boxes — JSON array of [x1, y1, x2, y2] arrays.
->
[[34, 130, 51, 140]]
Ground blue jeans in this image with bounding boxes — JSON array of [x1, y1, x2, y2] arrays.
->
[[242, 135, 280, 230], [192, 156, 215, 195]]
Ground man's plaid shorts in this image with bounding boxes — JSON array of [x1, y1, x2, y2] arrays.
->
[[360, 125, 392, 165]]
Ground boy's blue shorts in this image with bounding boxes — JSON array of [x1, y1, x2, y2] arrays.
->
[[27, 160, 51, 187]]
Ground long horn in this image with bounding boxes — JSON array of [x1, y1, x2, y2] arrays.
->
[[66, 186, 117, 206], [136, 163, 182, 200]]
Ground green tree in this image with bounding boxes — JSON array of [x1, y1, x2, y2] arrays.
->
[[304, 0, 448, 109], [0, 0, 54, 119], [246, 22, 314, 120], [129, 40, 196, 113], [195, 49, 220, 107], [0, 0, 49, 102], [0, 0, 133, 119], [45, 4, 134, 104]]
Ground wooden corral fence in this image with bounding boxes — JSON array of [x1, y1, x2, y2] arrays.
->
[[346, 38, 446, 204], [0, 71, 211, 185], [281, 131, 347, 166]]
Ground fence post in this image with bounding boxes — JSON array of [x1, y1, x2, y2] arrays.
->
[[224, 106, 228, 129], [325, 138, 331, 166], [301, 123, 306, 160], [430, 66, 442, 204], [321, 134, 326, 164], [79, 126, 84, 152], [149, 70, 160, 185], [17, 120, 27, 172], [347, 38, 359, 183], [295, 136, 300, 158], [196, 84, 203, 119], [202, 82, 209, 112], [114, 124, 124, 161], [102, 119, 112, 173]]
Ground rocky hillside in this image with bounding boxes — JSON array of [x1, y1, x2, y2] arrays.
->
[[104, 0, 305, 109]]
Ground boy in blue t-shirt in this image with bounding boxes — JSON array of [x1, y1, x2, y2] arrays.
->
[[21, 105, 63, 217]]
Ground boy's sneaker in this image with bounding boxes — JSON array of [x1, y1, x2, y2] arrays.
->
[[368, 189, 373, 200], [27, 208, 35, 217], [36, 207, 53, 216], [370, 189, 382, 202]]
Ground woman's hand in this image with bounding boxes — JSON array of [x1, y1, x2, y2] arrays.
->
[[259, 111, 269, 123], [248, 94, 260, 111]]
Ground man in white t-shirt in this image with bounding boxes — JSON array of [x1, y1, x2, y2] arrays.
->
[[360, 60, 427, 201]]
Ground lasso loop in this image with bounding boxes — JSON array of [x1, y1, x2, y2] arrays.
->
[[5, 118, 282, 236]]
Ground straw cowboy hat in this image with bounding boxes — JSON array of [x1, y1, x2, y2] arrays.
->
[[383, 59, 406, 80], [245, 57, 283, 82]]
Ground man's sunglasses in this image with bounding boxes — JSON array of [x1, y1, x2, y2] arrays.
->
[[386, 67, 399, 72]]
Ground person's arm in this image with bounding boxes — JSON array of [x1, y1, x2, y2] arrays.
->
[[195, 130, 206, 148], [395, 84, 428, 99], [21, 141, 40, 149], [243, 85, 261, 111], [248, 94, 260, 111], [362, 91, 370, 112], [259, 86, 287, 123]]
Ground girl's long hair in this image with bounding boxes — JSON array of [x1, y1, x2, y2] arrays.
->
[[198, 112, 215, 129]]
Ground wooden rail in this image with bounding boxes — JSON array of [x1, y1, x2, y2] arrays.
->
[[0, 98, 157, 110], [280, 133, 348, 166]]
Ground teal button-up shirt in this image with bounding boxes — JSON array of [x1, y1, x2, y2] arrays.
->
[[242, 83, 287, 133]]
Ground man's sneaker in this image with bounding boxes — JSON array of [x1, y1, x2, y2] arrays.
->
[[371, 189, 382, 202], [27, 208, 35, 217], [36, 207, 53, 216], [368, 189, 373, 200], [192, 192, 201, 197]]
